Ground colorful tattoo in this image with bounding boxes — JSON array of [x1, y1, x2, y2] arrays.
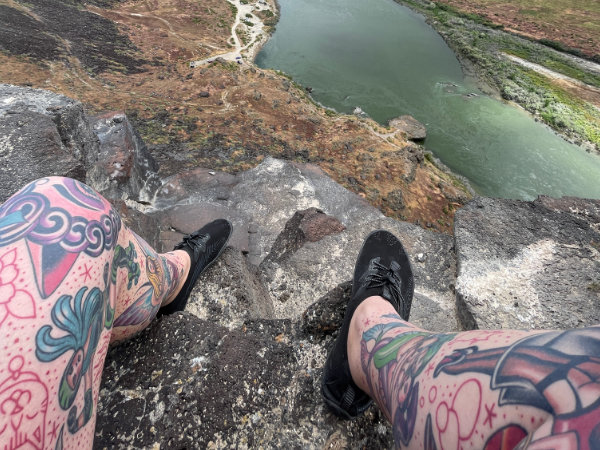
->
[[0, 178, 121, 298], [1, 178, 186, 444], [360, 317, 455, 446], [435, 327, 600, 450], [135, 232, 181, 301], [111, 242, 140, 289], [33, 240, 143, 435], [113, 233, 181, 327], [35, 286, 105, 433], [361, 315, 600, 450]]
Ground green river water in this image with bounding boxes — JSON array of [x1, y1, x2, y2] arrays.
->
[[255, 0, 600, 200]]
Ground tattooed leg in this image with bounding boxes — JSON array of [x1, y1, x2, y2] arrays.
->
[[348, 296, 600, 450], [0, 177, 189, 449]]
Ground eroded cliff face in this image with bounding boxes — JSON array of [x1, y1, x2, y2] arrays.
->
[[0, 0, 470, 233], [1, 85, 598, 449]]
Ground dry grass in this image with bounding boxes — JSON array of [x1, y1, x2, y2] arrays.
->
[[435, 0, 600, 58]]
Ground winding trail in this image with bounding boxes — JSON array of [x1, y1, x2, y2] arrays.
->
[[503, 53, 600, 107], [87, 7, 190, 43], [190, 0, 272, 68]]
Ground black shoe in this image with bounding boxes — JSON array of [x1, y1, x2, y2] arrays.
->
[[158, 219, 232, 316], [321, 230, 414, 419]]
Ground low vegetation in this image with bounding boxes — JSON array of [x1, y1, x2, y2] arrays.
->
[[398, 0, 600, 150], [432, 0, 600, 61]]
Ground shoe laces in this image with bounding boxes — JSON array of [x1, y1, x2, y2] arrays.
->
[[363, 258, 404, 311], [176, 232, 209, 257]]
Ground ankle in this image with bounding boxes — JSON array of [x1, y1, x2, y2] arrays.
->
[[347, 296, 397, 393], [160, 250, 191, 307]]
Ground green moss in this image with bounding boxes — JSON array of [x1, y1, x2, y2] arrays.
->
[[274, 69, 292, 80], [432, 2, 503, 29]]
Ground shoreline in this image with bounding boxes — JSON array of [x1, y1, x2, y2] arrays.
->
[[250, 2, 479, 199], [189, 0, 279, 68], [394, 0, 600, 154]]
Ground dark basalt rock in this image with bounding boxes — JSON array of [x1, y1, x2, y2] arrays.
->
[[95, 313, 297, 448], [90, 112, 161, 203], [0, 84, 98, 202], [0, 0, 146, 74], [184, 247, 276, 329], [301, 281, 352, 340], [263, 207, 346, 263], [95, 311, 394, 448]]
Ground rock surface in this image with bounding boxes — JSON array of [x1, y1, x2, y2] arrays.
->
[[389, 115, 427, 141], [1, 85, 599, 448], [89, 112, 161, 203], [454, 196, 600, 330], [0, 83, 98, 202]]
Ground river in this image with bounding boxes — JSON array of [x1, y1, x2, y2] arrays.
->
[[255, 0, 600, 200]]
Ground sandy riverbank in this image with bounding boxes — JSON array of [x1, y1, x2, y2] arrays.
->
[[190, 0, 278, 68]]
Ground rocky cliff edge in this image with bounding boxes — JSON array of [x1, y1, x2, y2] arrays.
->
[[1, 85, 598, 448]]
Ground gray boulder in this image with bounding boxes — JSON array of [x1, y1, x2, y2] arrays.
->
[[389, 115, 427, 141], [89, 112, 162, 203], [151, 158, 386, 266], [454, 196, 600, 330], [0, 84, 99, 202]]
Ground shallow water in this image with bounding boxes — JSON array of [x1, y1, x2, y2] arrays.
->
[[255, 0, 600, 200]]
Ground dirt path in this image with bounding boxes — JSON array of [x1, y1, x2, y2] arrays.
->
[[87, 7, 190, 43], [503, 53, 600, 107], [190, 0, 273, 68]]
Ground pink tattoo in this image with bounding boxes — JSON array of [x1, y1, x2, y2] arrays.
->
[[483, 403, 497, 428], [435, 378, 482, 449], [0, 249, 35, 329], [80, 263, 92, 282], [0, 356, 49, 450]]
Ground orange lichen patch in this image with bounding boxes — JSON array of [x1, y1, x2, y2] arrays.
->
[[401, 163, 466, 233]]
